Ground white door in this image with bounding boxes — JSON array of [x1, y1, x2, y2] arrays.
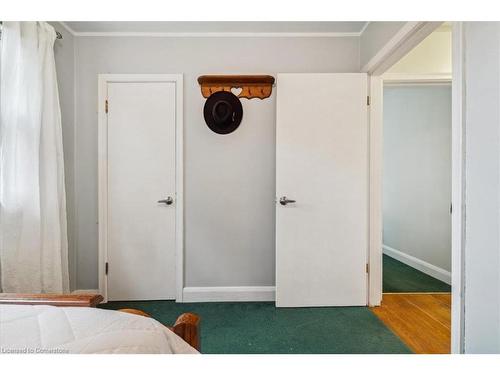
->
[[106, 81, 177, 301], [276, 73, 368, 307]]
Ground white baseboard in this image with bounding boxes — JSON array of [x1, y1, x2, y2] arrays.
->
[[383, 244, 451, 285], [71, 289, 100, 295], [182, 286, 275, 302]]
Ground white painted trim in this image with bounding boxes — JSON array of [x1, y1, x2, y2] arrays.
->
[[183, 287, 275, 302], [382, 73, 452, 85], [72, 33, 79, 293], [362, 22, 443, 75], [362, 22, 421, 73], [359, 22, 370, 36], [384, 82, 452, 88], [72, 31, 360, 38], [97, 75, 108, 303], [174, 76, 185, 303], [383, 245, 452, 285], [71, 289, 100, 295], [97, 74, 184, 304], [59, 21, 76, 35], [368, 75, 383, 307], [451, 21, 465, 354]]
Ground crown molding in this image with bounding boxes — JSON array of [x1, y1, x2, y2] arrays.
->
[[3, 22, 369, 38], [70, 31, 362, 38], [59, 21, 77, 35], [359, 21, 370, 36]]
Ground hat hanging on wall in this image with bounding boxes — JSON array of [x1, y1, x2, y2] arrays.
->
[[203, 91, 243, 135], [198, 75, 275, 135]]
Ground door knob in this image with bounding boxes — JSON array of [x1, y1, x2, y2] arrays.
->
[[158, 196, 174, 205], [279, 196, 296, 206]]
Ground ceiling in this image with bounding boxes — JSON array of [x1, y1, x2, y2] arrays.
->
[[62, 21, 368, 35]]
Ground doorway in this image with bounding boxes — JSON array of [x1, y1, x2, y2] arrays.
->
[[369, 24, 454, 354], [97, 74, 184, 303], [382, 81, 452, 294]]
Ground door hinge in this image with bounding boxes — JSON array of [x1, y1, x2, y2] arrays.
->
[[105, 99, 109, 114], [366, 263, 369, 274], [105, 262, 109, 275], [450, 203, 453, 214], [367, 96, 371, 106]]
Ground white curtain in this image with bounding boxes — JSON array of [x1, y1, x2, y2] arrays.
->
[[0, 22, 69, 293]]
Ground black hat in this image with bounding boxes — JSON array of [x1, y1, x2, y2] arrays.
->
[[203, 91, 243, 135]]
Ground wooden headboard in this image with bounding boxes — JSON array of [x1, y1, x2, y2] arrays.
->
[[119, 308, 200, 351], [0, 293, 104, 307]]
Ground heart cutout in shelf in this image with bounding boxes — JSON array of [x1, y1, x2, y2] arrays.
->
[[231, 87, 243, 96]]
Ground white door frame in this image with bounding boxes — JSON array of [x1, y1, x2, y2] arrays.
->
[[383, 73, 452, 85], [97, 74, 184, 303], [365, 22, 465, 353]]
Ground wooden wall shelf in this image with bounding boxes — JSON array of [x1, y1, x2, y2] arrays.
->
[[198, 75, 275, 99]]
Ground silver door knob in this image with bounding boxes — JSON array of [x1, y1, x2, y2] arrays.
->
[[279, 196, 296, 205], [158, 196, 174, 205]]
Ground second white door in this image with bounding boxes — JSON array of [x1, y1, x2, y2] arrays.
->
[[276, 73, 369, 307], [106, 79, 178, 301]]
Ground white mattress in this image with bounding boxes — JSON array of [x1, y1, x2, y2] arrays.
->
[[0, 305, 198, 354]]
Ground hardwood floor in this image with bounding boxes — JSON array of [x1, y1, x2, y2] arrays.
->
[[370, 293, 451, 354]]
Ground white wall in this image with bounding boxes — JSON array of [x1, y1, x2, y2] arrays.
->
[[462, 22, 500, 354], [72, 36, 360, 290], [383, 85, 451, 276]]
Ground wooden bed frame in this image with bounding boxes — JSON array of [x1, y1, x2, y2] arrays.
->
[[0, 293, 201, 352]]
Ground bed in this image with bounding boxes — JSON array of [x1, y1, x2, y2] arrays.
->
[[0, 293, 200, 354]]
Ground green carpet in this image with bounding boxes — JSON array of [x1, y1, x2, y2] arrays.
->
[[100, 300, 411, 354], [383, 254, 451, 293]]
